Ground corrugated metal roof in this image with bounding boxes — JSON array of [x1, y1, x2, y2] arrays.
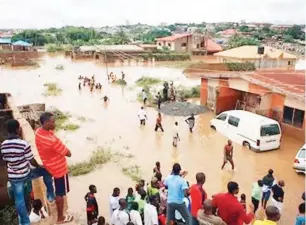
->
[[156, 33, 192, 42], [0, 38, 11, 44], [12, 40, 32, 47], [96, 45, 145, 52]]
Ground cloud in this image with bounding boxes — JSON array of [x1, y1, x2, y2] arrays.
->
[[0, 0, 304, 28]]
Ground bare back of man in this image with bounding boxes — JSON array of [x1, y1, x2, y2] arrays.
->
[[221, 140, 234, 170]]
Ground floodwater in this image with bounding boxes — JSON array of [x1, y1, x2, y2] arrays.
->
[[0, 55, 304, 225]]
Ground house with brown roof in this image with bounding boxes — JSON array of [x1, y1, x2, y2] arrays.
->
[[200, 69, 305, 141], [156, 33, 193, 52], [214, 45, 297, 69]]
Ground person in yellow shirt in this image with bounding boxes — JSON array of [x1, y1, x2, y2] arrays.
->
[[253, 206, 281, 225]]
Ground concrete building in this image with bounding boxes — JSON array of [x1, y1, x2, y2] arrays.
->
[[156, 34, 193, 52], [200, 70, 305, 141], [214, 45, 297, 69]]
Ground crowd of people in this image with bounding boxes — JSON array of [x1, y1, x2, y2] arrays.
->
[[0, 109, 305, 225]]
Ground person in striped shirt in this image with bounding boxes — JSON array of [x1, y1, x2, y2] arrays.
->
[[35, 112, 73, 224], [1, 119, 55, 225]]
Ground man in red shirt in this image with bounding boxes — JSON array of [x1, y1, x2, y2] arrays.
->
[[212, 181, 254, 225], [35, 112, 73, 224], [190, 172, 207, 225]]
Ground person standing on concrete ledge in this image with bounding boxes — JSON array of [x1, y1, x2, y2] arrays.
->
[[1, 119, 55, 225], [35, 112, 74, 224]]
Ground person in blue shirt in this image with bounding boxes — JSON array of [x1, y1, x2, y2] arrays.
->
[[164, 163, 191, 225], [295, 203, 305, 225]]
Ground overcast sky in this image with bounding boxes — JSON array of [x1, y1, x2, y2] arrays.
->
[[0, 0, 305, 29]]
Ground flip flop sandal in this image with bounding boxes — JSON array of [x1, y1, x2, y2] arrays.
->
[[56, 214, 74, 224]]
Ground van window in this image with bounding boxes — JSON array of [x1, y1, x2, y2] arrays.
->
[[298, 148, 305, 158], [228, 116, 240, 127], [260, 124, 280, 136], [217, 114, 227, 121]]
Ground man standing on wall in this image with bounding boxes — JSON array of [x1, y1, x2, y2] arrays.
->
[[1, 119, 55, 225], [35, 112, 74, 224]]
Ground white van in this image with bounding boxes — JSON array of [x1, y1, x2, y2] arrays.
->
[[210, 110, 281, 152]]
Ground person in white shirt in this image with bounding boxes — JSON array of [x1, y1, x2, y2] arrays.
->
[[138, 107, 147, 126], [111, 198, 130, 225], [144, 196, 159, 225], [130, 202, 143, 225], [110, 187, 121, 217], [142, 90, 148, 105], [172, 122, 180, 147], [29, 199, 49, 223]]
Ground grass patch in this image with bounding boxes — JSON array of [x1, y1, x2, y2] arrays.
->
[[46, 44, 64, 53], [122, 165, 142, 182], [68, 146, 135, 176], [43, 82, 63, 96], [49, 108, 80, 132], [135, 76, 163, 87], [55, 64, 64, 70], [0, 206, 18, 225], [113, 79, 127, 85]]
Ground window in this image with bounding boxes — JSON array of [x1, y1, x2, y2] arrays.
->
[[228, 116, 240, 127], [158, 43, 161, 46], [181, 43, 187, 47], [260, 124, 280, 136], [168, 43, 171, 47], [298, 149, 305, 158], [288, 61, 291, 65], [217, 114, 227, 121], [283, 106, 305, 128]]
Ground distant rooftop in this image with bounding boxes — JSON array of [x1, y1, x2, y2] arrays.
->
[[0, 38, 11, 44], [214, 45, 297, 60], [156, 33, 192, 42], [12, 40, 32, 47]]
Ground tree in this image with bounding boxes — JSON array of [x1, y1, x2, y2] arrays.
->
[[283, 35, 294, 43], [113, 29, 130, 44], [167, 24, 176, 32], [238, 26, 249, 32], [227, 35, 260, 49], [141, 29, 171, 44], [284, 25, 305, 40]]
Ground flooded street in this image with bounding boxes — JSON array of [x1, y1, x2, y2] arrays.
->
[[0, 55, 304, 224]]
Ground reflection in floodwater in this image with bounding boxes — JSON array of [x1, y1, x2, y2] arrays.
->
[[0, 55, 303, 224]]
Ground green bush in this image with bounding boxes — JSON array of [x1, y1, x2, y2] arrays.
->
[[225, 62, 256, 71], [55, 64, 64, 70], [122, 165, 142, 182], [135, 76, 163, 87], [176, 85, 201, 99], [113, 79, 127, 85], [48, 108, 80, 131], [46, 44, 64, 53]]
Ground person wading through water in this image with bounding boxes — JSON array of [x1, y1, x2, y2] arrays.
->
[[185, 114, 195, 133], [156, 92, 162, 110], [138, 107, 147, 126], [155, 113, 164, 132], [221, 140, 234, 170]]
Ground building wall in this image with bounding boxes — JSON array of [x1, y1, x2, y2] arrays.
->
[[217, 56, 296, 69], [215, 79, 242, 114], [200, 78, 208, 105], [174, 36, 192, 52]]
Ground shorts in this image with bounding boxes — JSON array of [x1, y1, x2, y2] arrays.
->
[[54, 174, 70, 196], [262, 190, 271, 201], [224, 155, 232, 162], [271, 197, 283, 212]]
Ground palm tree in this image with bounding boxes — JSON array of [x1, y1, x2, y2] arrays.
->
[[114, 29, 130, 45]]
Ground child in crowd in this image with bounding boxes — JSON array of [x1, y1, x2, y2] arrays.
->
[[97, 216, 106, 225], [29, 199, 49, 223], [295, 203, 305, 225], [153, 161, 162, 177], [240, 193, 247, 211], [85, 185, 99, 225], [126, 187, 136, 211]]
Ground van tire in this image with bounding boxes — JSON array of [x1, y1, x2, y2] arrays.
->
[[210, 125, 216, 130], [243, 141, 251, 150]]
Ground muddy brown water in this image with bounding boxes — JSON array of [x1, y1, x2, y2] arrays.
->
[[0, 55, 304, 225]]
